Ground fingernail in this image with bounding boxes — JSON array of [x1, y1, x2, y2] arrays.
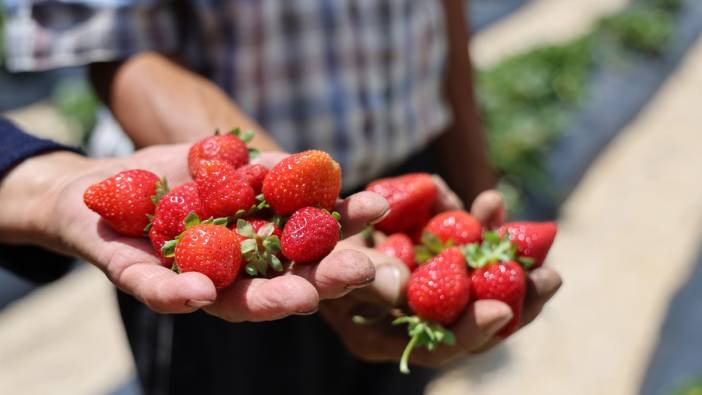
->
[[186, 299, 214, 309], [345, 275, 375, 291], [369, 208, 391, 225], [477, 302, 514, 334], [374, 264, 402, 305], [296, 307, 319, 316]]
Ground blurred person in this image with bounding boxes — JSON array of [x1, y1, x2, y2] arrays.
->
[[2, 1, 562, 395]]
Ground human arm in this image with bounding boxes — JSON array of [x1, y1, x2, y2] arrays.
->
[[430, 0, 495, 205], [89, 52, 280, 150]]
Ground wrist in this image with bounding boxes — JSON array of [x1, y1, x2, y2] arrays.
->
[[0, 151, 92, 247]]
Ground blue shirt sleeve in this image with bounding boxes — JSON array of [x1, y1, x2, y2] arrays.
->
[[0, 117, 82, 176], [0, 117, 82, 283]]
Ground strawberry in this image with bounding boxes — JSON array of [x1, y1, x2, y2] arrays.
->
[[148, 182, 206, 266], [234, 164, 268, 193], [262, 150, 341, 215], [423, 210, 482, 246], [83, 169, 161, 237], [406, 248, 471, 325], [281, 207, 341, 263], [393, 248, 471, 374], [377, 233, 417, 271], [168, 221, 240, 289], [234, 218, 284, 276], [195, 159, 256, 218], [188, 129, 251, 176], [498, 222, 557, 269], [365, 173, 437, 235], [467, 232, 527, 337]]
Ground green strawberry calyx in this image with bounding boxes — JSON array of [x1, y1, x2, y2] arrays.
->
[[231, 194, 270, 222], [160, 212, 229, 261], [236, 219, 284, 277], [414, 232, 453, 264], [144, 177, 170, 234], [392, 315, 455, 374], [229, 127, 260, 161], [463, 231, 533, 269]]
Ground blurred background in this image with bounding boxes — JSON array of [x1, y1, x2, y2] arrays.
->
[[1, 0, 701, 394]]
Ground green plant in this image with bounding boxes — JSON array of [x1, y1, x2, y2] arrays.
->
[[669, 379, 702, 395], [477, 0, 684, 213], [53, 79, 100, 137]]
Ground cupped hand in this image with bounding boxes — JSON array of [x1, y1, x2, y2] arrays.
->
[[42, 146, 388, 321], [319, 186, 562, 368]]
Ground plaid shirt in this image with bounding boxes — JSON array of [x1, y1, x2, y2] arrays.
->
[[4, 0, 450, 188]]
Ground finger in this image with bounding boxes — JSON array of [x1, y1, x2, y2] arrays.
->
[[288, 249, 375, 300], [522, 266, 563, 325], [336, 191, 389, 237], [452, 299, 513, 351], [116, 263, 218, 314], [346, 247, 411, 307], [207, 274, 319, 322], [432, 175, 464, 212], [470, 189, 506, 229]]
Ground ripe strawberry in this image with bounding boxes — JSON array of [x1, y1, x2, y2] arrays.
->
[[173, 224, 241, 289], [467, 232, 527, 337], [234, 164, 268, 193], [377, 234, 417, 271], [188, 131, 249, 176], [498, 222, 557, 269], [83, 169, 160, 237], [234, 218, 284, 276], [366, 173, 437, 235], [423, 210, 482, 246], [148, 182, 206, 265], [195, 160, 256, 218], [406, 248, 471, 326], [471, 261, 526, 337], [281, 207, 340, 263], [393, 248, 470, 374], [262, 150, 341, 215]]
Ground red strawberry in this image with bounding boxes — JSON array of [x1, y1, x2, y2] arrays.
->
[[406, 248, 471, 326], [148, 182, 206, 265], [377, 234, 417, 271], [83, 169, 160, 237], [281, 207, 340, 263], [195, 160, 256, 218], [173, 224, 241, 288], [234, 164, 268, 193], [188, 131, 249, 176], [262, 150, 341, 215], [498, 222, 557, 269], [393, 247, 470, 374], [423, 210, 482, 246], [467, 232, 527, 337], [470, 261, 526, 337], [234, 218, 284, 276], [366, 173, 437, 235]]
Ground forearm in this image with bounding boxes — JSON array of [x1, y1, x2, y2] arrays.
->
[[432, 0, 495, 204], [89, 52, 280, 150]]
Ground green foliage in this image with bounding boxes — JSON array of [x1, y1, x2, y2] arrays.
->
[[669, 380, 702, 395], [0, 6, 5, 65], [477, 0, 683, 212], [599, 8, 674, 55], [53, 80, 100, 138]]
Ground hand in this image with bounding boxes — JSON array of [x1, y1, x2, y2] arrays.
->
[[1, 146, 388, 321], [319, 186, 562, 368]]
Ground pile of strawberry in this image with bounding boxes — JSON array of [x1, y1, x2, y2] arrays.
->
[[84, 129, 342, 289], [364, 173, 558, 374]]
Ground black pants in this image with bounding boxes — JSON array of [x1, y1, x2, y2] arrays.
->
[[119, 148, 441, 395]]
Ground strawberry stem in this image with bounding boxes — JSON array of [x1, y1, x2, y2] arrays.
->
[[399, 331, 420, 374]]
